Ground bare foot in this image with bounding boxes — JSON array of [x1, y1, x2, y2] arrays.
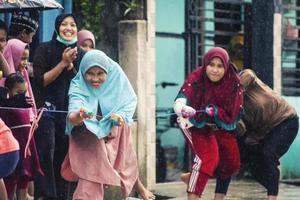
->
[[139, 188, 155, 200], [181, 172, 191, 184], [27, 194, 34, 200], [135, 178, 155, 200], [267, 196, 278, 200], [214, 193, 225, 200]]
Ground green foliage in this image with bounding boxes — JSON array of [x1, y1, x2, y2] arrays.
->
[[120, 0, 142, 16], [73, 0, 105, 41]]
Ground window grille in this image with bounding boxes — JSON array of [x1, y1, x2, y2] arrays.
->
[[282, 0, 300, 96]]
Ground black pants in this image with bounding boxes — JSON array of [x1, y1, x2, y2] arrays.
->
[[34, 116, 69, 200], [216, 116, 299, 196]]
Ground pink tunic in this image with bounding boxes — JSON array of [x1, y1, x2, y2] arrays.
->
[[61, 125, 138, 198], [0, 108, 43, 179]]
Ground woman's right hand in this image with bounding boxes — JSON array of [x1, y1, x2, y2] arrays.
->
[[181, 106, 196, 118], [79, 107, 94, 119]]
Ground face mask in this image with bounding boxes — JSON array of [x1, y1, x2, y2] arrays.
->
[[7, 93, 32, 108], [56, 34, 77, 46]]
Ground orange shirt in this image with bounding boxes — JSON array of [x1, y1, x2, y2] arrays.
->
[[0, 118, 19, 154]]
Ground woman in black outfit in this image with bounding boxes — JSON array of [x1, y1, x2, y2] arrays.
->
[[32, 14, 84, 200]]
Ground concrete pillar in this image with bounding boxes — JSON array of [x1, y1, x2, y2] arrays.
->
[[119, 13, 156, 191]]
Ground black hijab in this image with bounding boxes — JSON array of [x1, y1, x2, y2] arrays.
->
[[52, 13, 78, 42]]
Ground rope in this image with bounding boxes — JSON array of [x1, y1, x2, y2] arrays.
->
[[0, 106, 206, 120]]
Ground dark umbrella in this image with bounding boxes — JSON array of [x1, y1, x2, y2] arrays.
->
[[0, 0, 63, 12]]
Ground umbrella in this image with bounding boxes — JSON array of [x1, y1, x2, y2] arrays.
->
[[0, 0, 63, 12]]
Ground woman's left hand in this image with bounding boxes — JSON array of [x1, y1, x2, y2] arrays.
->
[[205, 105, 215, 117], [110, 114, 125, 126]]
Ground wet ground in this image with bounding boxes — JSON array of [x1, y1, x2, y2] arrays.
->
[[154, 179, 300, 200]]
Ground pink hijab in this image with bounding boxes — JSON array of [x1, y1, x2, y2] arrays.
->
[[2, 39, 37, 116], [3, 39, 26, 73], [77, 30, 95, 48]]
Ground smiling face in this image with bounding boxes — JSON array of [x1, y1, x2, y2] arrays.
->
[[18, 48, 29, 71], [205, 57, 225, 82], [58, 16, 77, 41], [84, 66, 107, 88]]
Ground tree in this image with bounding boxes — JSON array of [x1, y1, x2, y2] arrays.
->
[[73, 0, 105, 42]]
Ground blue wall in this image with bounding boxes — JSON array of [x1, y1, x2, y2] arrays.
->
[[0, 1, 72, 42]]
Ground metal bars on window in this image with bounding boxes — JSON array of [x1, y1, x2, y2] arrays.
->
[[282, 0, 300, 96], [185, 0, 249, 74]]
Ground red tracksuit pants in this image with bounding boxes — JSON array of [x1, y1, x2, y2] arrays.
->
[[181, 127, 240, 196]]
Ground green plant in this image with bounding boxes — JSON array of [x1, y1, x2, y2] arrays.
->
[[73, 0, 105, 42], [120, 0, 142, 16]]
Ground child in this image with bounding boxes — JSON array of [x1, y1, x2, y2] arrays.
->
[[77, 29, 95, 51], [9, 14, 38, 44], [173, 47, 243, 200], [62, 49, 154, 200], [1, 73, 42, 200]]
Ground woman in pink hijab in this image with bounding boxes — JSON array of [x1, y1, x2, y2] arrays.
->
[[77, 30, 95, 52]]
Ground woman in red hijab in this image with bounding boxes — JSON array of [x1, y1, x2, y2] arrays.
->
[[173, 47, 243, 200]]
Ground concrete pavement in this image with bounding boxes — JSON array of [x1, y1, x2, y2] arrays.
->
[[153, 179, 300, 200]]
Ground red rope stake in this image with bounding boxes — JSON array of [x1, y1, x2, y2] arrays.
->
[[24, 108, 46, 158]]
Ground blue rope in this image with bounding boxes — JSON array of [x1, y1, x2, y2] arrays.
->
[[0, 106, 206, 120]]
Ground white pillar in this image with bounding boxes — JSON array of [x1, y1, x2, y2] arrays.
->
[[273, 12, 282, 95], [118, 0, 156, 188]]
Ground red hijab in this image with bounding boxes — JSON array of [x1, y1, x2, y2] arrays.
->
[[180, 47, 243, 124]]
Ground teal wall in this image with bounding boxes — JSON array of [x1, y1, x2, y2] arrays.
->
[[156, 0, 186, 182], [156, 37, 185, 108], [203, 1, 215, 51], [280, 1, 300, 180], [281, 97, 300, 179], [156, 0, 184, 34]]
